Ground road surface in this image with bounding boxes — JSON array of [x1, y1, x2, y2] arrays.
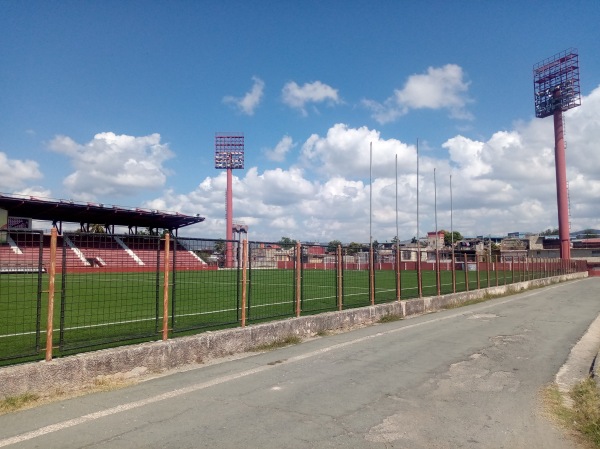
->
[[1, 278, 599, 448]]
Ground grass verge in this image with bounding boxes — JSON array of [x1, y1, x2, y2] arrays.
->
[[544, 378, 600, 448], [249, 335, 303, 352], [378, 313, 403, 323]]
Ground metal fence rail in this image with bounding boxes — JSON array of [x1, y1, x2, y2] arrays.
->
[[171, 237, 239, 332], [58, 233, 162, 350], [0, 230, 589, 365], [0, 230, 43, 361]]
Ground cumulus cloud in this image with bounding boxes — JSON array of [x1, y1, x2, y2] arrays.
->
[[0, 152, 43, 192], [300, 123, 415, 179], [282, 80, 340, 115], [223, 76, 265, 116], [364, 64, 472, 124], [264, 135, 295, 162], [147, 83, 600, 243], [49, 132, 174, 201]]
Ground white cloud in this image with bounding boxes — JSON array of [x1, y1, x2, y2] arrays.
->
[[147, 84, 600, 242], [12, 84, 600, 244], [264, 135, 295, 162], [282, 80, 340, 115], [0, 152, 43, 192], [364, 64, 472, 124], [49, 132, 174, 201], [223, 76, 265, 116], [300, 123, 415, 179]]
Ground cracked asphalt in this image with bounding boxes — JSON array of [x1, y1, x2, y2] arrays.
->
[[1, 278, 599, 448]]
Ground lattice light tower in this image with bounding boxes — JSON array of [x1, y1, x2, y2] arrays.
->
[[533, 48, 581, 260], [215, 133, 244, 268]]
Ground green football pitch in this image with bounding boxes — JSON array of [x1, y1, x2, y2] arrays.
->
[[0, 267, 520, 362]]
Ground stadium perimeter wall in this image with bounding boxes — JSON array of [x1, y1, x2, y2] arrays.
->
[[0, 271, 587, 400]]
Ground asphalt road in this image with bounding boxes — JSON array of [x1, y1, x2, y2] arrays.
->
[[1, 278, 599, 449]]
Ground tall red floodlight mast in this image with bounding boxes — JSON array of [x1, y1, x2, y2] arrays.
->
[[215, 133, 244, 268], [533, 48, 581, 260]]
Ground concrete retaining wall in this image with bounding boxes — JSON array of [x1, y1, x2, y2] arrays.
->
[[0, 272, 587, 400]]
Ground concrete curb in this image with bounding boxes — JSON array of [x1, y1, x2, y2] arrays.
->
[[555, 311, 600, 398], [0, 272, 587, 400]]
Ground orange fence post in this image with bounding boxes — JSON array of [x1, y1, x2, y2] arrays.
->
[[495, 255, 499, 286], [486, 254, 490, 288], [417, 249, 423, 298], [295, 242, 302, 317], [162, 233, 170, 341], [396, 245, 401, 301], [241, 239, 248, 327], [435, 249, 440, 296], [476, 255, 480, 290], [337, 245, 343, 311], [369, 245, 375, 305], [464, 253, 469, 292], [45, 227, 58, 361]]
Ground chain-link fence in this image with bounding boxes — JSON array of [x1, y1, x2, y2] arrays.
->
[[58, 233, 162, 350], [0, 230, 43, 361], [0, 231, 589, 364]]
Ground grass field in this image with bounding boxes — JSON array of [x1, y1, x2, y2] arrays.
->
[[0, 266, 529, 363]]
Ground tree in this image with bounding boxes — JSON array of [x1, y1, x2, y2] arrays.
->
[[214, 240, 225, 255], [579, 229, 599, 238], [443, 230, 462, 247], [278, 236, 297, 249], [89, 223, 105, 233], [346, 242, 362, 255], [327, 240, 342, 253], [540, 228, 559, 236]]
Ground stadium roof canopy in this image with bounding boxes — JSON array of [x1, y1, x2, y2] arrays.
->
[[0, 193, 205, 232]]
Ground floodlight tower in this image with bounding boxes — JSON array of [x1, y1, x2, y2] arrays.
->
[[215, 133, 244, 268], [533, 48, 581, 260]]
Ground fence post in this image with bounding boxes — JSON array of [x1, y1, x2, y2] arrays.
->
[[162, 233, 170, 341], [452, 250, 456, 293], [476, 255, 480, 290], [295, 242, 301, 317], [495, 255, 499, 286], [241, 239, 248, 327], [417, 249, 423, 298], [486, 254, 490, 288], [337, 245, 343, 311], [369, 245, 375, 305], [45, 227, 58, 361], [464, 253, 469, 292], [396, 245, 401, 301], [435, 249, 440, 296]]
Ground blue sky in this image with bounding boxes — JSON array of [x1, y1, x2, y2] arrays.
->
[[1, 1, 599, 243]]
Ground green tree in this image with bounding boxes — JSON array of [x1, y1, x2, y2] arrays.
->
[[540, 228, 559, 236], [346, 242, 362, 255], [327, 240, 342, 253], [214, 240, 225, 255], [278, 236, 297, 249], [443, 230, 463, 247], [579, 229, 599, 238], [89, 223, 105, 233]]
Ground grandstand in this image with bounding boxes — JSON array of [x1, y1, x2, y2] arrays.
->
[[0, 193, 209, 272]]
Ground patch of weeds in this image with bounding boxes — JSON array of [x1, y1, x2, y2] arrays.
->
[[544, 379, 600, 448], [570, 378, 600, 446], [316, 330, 332, 337], [249, 335, 302, 352], [378, 314, 403, 323], [0, 393, 40, 415]]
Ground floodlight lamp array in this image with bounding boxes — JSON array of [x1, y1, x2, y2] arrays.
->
[[533, 48, 581, 119], [214, 133, 244, 169]]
